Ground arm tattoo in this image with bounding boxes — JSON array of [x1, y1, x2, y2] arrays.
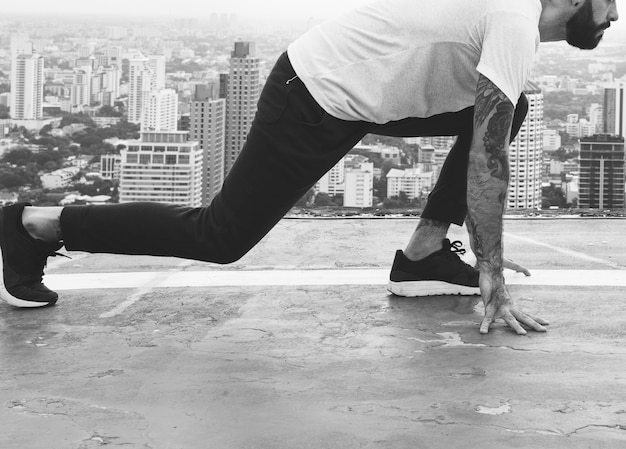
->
[[475, 76, 505, 129], [483, 102, 513, 181]]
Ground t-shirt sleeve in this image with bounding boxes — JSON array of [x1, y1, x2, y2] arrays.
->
[[476, 12, 539, 105]]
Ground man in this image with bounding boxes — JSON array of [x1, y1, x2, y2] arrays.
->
[[0, 0, 618, 335]]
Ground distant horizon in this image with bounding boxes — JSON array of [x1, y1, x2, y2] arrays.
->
[[3, 0, 371, 20]]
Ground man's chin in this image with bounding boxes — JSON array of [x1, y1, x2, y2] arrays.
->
[[568, 34, 603, 50]]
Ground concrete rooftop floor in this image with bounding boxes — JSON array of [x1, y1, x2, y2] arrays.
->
[[1, 217, 626, 449]]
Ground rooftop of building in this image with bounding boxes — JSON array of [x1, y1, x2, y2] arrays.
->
[[2, 216, 626, 448]]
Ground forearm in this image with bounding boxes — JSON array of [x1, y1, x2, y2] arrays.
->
[[465, 76, 514, 282], [466, 148, 508, 280]]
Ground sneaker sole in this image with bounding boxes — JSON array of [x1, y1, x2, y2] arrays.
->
[[387, 280, 480, 297], [0, 232, 56, 308]]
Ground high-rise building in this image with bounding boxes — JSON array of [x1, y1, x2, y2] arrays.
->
[[91, 66, 120, 106], [11, 53, 44, 120], [128, 54, 167, 126], [603, 81, 626, 137], [142, 89, 178, 132], [579, 134, 625, 209], [105, 46, 123, 69], [225, 41, 260, 175], [119, 131, 203, 206], [127, 56, 152, 125], [70, 67, 92, 112], [189, 83, 226, 205], [147, 55, 166, 90], [588, 103, 603, 133], [508, 81, 543, 210]]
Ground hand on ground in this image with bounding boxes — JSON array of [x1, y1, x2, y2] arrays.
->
[[478, 272, 549, 335]]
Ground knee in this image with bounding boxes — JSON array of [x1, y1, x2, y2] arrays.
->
[[211, 253, 244, 265], [207, 246, 249, 265]]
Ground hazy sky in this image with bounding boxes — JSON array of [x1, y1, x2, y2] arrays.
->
[[5, 0, 373, 18], [5, 0, 626, 38]]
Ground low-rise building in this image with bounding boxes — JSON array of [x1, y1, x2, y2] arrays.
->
[[344, 162, 374, 208], [386, 168, 435, 200], [40, 166, 80, 189]]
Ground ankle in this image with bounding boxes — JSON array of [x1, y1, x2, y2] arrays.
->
[[21, 206, 63, 244], [403, 241, 443, 262], [403, 218, 449, 262]]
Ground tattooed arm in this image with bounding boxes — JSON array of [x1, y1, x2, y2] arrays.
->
[[466, 75, 549, 335]]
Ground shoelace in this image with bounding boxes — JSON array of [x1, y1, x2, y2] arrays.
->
[[444, 240, 471, 266], [448, 240, 466, 255], [31, 249, 71, 282]]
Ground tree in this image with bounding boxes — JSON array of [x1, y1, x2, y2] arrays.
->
[[541, 185, 567, 209], [373, 177, 387, 200], [3, 148, 34, 166], [97, 105, 123, 117], [39, 124, 53, 135], [59, 112, 96, 128], [382, 198, 403, 209], [314, 192, 336, 206]]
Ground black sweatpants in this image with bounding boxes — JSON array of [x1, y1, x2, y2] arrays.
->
[[60, 52, 528, 263]]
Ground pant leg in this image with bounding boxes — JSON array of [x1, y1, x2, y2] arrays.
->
[[61, 53, 372, 263], [374, 94, 529, 225]]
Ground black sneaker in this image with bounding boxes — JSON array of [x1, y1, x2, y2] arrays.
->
[[387, 239, 480, 297], [0, 203, 62, 308]]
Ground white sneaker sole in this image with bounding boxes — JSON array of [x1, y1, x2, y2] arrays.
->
[[387, 280, 480, 297], [0, 240, 55, 308]]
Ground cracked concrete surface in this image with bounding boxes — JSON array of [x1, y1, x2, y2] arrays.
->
[[1, 218, 626, 448]]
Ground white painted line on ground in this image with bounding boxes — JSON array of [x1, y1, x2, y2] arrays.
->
[[44, 269, 626, 291], [504, 232, 624, 270], [98, 260, 195, 318]]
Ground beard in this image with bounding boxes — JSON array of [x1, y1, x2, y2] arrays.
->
[[566, 0, 610, 49]]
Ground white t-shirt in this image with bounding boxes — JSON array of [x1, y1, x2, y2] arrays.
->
[[287, 0, 541, 124]]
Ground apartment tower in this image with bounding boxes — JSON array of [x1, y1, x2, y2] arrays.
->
[[189, 83, 226, 205], [507, 81, 543, 210], [142, 88, 178, 132], [225, 41, 260, 175], [603, 81, 625, 137], [578, 134, 625, 210], [128, 54, 166, 126], [11, 53, 44, 120]]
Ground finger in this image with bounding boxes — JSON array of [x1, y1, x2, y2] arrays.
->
[[503, 313, 527, 335], [480, 316, 493, 334], [513, 310, 549, 331], [503, 259, 531, 277]]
